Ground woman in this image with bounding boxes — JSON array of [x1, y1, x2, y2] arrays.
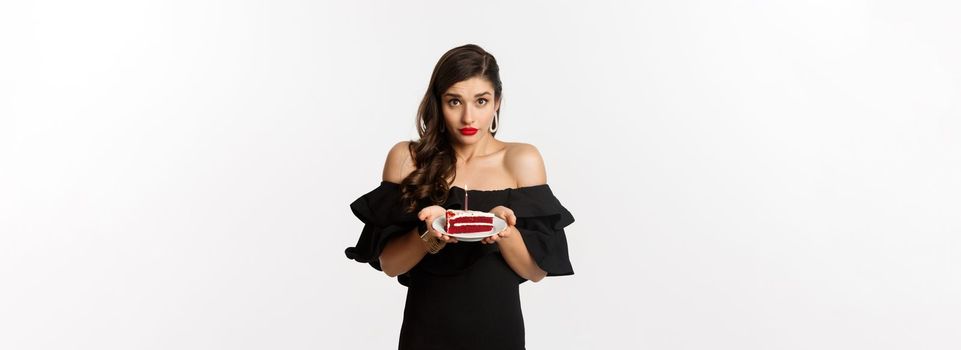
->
[[345, 44, 575, 350]]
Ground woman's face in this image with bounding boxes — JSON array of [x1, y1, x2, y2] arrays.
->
[[441, 76, 500, 145]]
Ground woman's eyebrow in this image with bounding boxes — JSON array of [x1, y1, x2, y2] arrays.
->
[[443, 92, 492, 98]]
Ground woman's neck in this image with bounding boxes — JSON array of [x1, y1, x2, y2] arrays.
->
[[451, 133, 500, 163]]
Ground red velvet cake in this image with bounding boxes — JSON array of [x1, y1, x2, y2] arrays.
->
[[445, 209, 495, 234]]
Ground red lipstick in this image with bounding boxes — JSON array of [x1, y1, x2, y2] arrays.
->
[[459, 127, 478, 136]]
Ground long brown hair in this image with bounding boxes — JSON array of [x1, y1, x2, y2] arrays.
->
[[400, 44, 503, 213]]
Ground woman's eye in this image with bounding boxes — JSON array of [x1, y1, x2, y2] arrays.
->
[[478, 98, 488, 105], [449, 99, 460, 106]]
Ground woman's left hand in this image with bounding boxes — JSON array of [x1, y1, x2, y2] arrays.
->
[[482, 205, 517, 244]]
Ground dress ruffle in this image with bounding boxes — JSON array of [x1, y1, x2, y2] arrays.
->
[[344, 181, 420, 272], [506, 185, 576, 277]]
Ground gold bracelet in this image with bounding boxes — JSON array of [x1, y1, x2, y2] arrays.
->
[[419, 229, 446, 254]]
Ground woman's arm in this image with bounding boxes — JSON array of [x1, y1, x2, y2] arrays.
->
[[376, 141, 425, 277], [496, 226, 548, 282], [376, 141, 455, 277], [484, 143, 550, 282], [379, 227, 429, 277], [380, 204, 452, 276]]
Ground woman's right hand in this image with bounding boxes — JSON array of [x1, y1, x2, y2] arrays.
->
[[418, 205, 457, 243]]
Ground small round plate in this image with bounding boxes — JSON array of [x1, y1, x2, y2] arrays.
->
[[432, 215, 507, 242]]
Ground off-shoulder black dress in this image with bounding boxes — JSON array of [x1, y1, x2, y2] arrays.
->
[[345, 181, 575, 350]]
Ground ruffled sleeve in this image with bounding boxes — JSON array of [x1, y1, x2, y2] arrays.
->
[[345, 181, 421, 272], [508, 184, 576, 277]]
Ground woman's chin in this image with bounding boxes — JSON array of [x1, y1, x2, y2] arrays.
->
[[451, 133, 484, 144]]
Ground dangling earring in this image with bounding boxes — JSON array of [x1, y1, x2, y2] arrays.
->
[[489, 112, 499, 133]]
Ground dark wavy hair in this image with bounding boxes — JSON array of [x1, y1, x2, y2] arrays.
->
[[400, 44, 503, 213]]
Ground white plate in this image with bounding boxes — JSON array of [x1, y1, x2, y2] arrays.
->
[[432, 215, 507, 242]]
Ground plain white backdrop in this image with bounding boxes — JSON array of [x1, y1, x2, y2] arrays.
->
[[2, 1, 959, 349]]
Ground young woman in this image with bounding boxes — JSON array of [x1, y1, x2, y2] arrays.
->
[[345, 44, 575, 350]]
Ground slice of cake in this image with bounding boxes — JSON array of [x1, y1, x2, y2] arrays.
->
[[445, 209, 495, 234]]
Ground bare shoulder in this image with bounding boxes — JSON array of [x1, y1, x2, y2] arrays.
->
[[503, 142, 547, 187], [382, 140, 416, 184]]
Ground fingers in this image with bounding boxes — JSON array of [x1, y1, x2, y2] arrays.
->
[[421, 205, 446, 221], [481, 231, 503, 244], [502, 226, 515, 237], [490, 227, 513, 243], [434, 228, 448, 242], [430, 205, 445, 217], [432, 228, 458, 243], [440, 233, 457, 243], [492, 207, 517, 227]]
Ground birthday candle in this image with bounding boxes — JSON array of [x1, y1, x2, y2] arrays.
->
[[464, 184, 469, 211]]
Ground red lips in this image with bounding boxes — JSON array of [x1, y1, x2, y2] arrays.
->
[[459, 127, 478, 136]]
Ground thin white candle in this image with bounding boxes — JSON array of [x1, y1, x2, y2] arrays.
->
[[465, 184, 469, 211]]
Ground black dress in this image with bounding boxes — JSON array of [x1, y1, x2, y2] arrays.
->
[[345, 181, 575, 350]]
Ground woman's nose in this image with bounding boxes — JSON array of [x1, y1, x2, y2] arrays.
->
[[461, 108, 475, 124]]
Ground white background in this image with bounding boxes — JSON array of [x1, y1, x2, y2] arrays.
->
[[2, 1, 960, 349]]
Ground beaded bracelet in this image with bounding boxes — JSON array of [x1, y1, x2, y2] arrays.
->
[[419, 229, 446, 254]]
